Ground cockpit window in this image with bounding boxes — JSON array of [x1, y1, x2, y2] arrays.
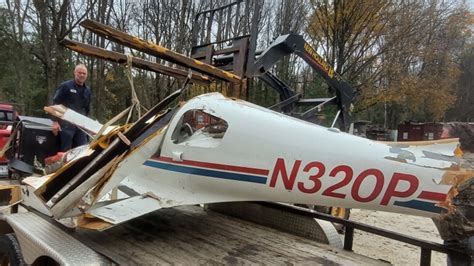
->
[[171, 109, 228, 147]]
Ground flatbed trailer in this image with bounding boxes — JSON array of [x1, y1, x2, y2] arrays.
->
[[2, 204, 387, 265]]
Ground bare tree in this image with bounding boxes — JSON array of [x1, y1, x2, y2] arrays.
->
[[29, 0, 94, 101]]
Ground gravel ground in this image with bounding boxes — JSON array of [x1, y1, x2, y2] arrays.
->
[[349, 209, 446, 265]]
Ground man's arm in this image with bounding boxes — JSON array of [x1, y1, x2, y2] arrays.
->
[[53, 83, 67, 105], [51, 83, 67, 136], [85, 87, 91, 116]]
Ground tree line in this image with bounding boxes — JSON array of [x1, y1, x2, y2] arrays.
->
[[0, 0, 472, 128]]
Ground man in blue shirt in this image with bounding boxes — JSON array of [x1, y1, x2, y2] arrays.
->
[[51, 64, 92, 151]]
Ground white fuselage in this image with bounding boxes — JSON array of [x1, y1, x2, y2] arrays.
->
[[116, 93, 453, 218]]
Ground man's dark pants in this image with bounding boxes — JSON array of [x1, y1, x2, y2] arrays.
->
[[59, 124, 88, 151]]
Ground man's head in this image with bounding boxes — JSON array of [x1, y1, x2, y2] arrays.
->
[[74, 64, 88, 86]]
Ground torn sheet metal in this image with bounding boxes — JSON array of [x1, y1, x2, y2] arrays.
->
[[37, 90, 181, 211], [384, 139, 460, 169], [22, 175, 51, 190], [34, 145, 96, 202], [91, 127, 168, 206], [50, 153, 126, 218], [433, 152, 474, 241], [57, 117, 171, 219], [384, 138, 460, 155], [20, 177, 52, 215], [44, 105, 114, 136], [85, 194, 171, 227], [33, 90, 180, 222]]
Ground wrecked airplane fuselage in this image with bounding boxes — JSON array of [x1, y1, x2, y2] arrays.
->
[[15, 93, 472, 237]]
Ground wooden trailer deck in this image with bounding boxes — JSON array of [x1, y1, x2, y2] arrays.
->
[[74, 205, 388, 265]]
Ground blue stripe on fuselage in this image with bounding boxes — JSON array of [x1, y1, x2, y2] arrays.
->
[[143, 160, 267, 184], [394, 199, 444, 214]]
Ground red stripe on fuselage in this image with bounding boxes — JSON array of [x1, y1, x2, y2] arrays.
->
[[154, 156, 269, 176], [418, 191, 447, 202]]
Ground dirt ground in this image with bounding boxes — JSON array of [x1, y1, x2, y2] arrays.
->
[[349, 209, 446, 265]]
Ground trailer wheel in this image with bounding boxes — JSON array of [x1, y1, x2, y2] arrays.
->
[[0, 234, 25, 266]]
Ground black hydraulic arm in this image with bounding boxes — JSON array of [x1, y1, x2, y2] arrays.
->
[[253, 34, 355, 131], [259, 72, 298, 112]]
